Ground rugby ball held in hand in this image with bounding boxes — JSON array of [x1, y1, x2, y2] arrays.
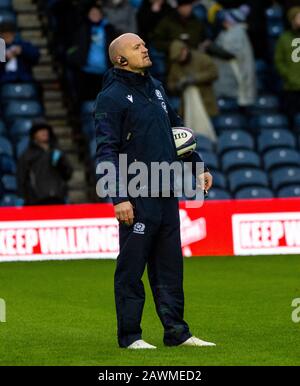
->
[[172, 127, 196, 158]]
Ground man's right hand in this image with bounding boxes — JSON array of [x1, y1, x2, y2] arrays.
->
[[114, 201, 134, 226]]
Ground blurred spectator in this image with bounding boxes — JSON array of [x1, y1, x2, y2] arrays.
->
[[246, 0, 270, 61], [137, 0, 173, 43], [66, 2, 118, 102], [167, 39, 218, 140], [103, 0, 138, 34], [150, 0, 236, 65], [43, 0, 82, 61], [17, 121, 73, 206], [275, 6, 300, 122], [150, 0, 207, 54], [0, 22, 40, 84], [280, 0, 300, 11], [205, 1, 271, 60], [213, 5, 257, 107]]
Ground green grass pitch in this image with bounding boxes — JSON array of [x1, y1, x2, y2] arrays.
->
[[0, 255, 299, 366]]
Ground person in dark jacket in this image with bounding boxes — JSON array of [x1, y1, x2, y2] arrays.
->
[[66, 2, 119, 102], [167, 39, 219, 117], [95, 33, 215, 349], [150, 0, 235, 64], [137, 0, 173, 43], [103, 0, 138, 34], [150, 0, 207, 54], [17, 121, 73, 205], [0, 21, 40, 83]]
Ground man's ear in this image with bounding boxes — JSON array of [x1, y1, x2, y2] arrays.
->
[[117, 56, 128, 66]]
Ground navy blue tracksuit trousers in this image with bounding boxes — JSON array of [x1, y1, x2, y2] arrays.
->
[[114, 196, 192, 347]]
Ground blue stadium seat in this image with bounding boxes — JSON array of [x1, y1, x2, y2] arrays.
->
[[250, 95, 279, 115], [267, 23, 284, 38], [0, 0, 13, 9], [294, 113, 300, 132], [195, 134, 214, 152], [0, 120, 6, 136], [266, 5, 283, 21], [213, 114, 247, 132], [193, 4, 207, 22], [129, 0, 143, 9], [81, 100, 95, 118], [255, 59, 268, 75], [211, 170, 227, 189], [0, 194, 23, 207], [198, 151, 219, 170], [4, 101, 43, 121], [0, 83, 38, 101], [207, 188, 231, 200], [255, 60, 268, 93], [228, 169, 269, 193], [0, 154, 16, 174], [251, 113, 289, 130], [222, 150, 261, 172], [235, 187, 274, 199], [256, 77, 266, 94], [271, 166, 300, 190], [217, 130, 254, 154], [264, 148, 300, 171], [217, 98, 239, 113], [10, 119, 32, 139], [0, 136, 13, 156], [1, 174, 17, 193], [0, 10, 16, 23], [258, 129, 296, 153], [16, 137, 29, 158], [277, 185, 300, 198]]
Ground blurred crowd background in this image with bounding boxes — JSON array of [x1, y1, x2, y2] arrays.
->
[[0, 0, 300, 206]]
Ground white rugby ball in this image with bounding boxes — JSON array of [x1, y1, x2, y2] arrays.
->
[[172, 127, 196, 157]]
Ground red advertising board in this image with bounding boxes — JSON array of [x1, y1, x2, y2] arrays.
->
[[0, 198, 299, 262]]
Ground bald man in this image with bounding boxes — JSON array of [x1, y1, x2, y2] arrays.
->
[[95, 33, 215, 349]]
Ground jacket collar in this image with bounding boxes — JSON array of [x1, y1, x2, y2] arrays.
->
[[113, 68, 151, 86]]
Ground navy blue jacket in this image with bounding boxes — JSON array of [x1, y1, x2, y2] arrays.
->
[[95, 68, 206, 204]]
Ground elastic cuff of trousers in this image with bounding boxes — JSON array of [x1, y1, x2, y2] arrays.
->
[[163, 331, 192, 347], [118, 333, 142, 348]]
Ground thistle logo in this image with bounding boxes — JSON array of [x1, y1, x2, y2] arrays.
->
[[0, 298, 6, 322], [133, 222, 145, 234], [0, 38, 6, 63]]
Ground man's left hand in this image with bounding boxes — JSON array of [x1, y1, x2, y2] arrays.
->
[[197, 171, 213, 194]]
